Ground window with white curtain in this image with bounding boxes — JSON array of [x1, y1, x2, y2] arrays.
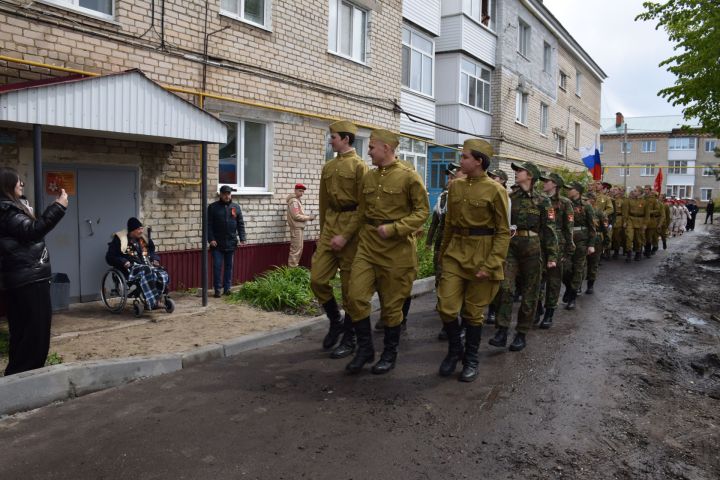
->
[[540, 103, 549, 135], [219, 119, 271, 192], [515, 91, 528, 125], [460, 58, 491, 112], [221, 0, 268, 27], [328, 0, 368, 63], [402, 25, 434, 96]]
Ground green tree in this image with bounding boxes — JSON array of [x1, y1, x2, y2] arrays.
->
[[636, 1, 720, 137]]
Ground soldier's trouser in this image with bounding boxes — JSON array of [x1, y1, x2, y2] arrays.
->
[[288, 228, 305, 267], [646, 218, 660, 248], [310, 234, 359, 305], [659, 223, 669, 240], [346, 258, 416, 328], [611, 218, 625, 251], [544, 254, 567, 308], [625, 217, 646, 252], [496, 237, 543, 334], [586, 249, 600, 282], [437, 260, 500, 327], [565, 237, 588, 291], [433, 247, 442, 289]]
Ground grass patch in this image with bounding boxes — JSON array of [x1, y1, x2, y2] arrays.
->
[[45, 352, 63, 366], [229, 266, 318, 315], [417, 237, 435, 279], [0, 326, 9, 359]]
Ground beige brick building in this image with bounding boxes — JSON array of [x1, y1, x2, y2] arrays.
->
[[0, 0, 403, 299], [600, 114, 719, 207]]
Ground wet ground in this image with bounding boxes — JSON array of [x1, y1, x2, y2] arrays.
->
[[0, 225, 718, 479]]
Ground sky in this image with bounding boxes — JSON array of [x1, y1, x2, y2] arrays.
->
[[543, 0, 683, 120]]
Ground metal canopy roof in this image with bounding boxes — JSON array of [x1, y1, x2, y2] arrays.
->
[[0, 69, 227, 144]]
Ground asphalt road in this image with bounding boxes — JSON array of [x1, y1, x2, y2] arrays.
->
[[1, 226, 718, 479]]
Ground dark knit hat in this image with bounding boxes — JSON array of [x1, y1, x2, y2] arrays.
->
[[127, 217, 143, 232]]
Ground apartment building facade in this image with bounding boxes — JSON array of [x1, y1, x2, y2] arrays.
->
[[0, 0, 403, 300], [600, 114, 718, 206]]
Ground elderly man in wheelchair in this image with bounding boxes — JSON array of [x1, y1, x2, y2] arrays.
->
[[102, 216, 174, 317]]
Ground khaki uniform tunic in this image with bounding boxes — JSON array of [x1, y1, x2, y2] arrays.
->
[[436, 172, 510, 327], [287, 195, 312, 267], [622, 198, 650, 252], [346, 160, 429, 327], [310, 149, 369, 304]]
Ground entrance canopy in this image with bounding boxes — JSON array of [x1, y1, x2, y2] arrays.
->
[[0, 69, 227, 144]]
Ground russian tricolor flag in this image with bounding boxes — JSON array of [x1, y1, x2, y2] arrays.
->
[[580, 144, 602, 180]]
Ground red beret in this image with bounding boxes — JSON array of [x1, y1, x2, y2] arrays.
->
[[294, 183, 307, 190]]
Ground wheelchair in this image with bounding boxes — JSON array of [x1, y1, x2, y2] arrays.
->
[[101, 266, 176, 317]]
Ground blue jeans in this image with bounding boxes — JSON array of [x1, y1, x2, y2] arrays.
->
[[212, 249, 234, 293]]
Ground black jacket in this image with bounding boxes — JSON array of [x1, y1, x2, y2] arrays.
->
[[0, 199, 66, 289], [208, 200, 246, 251], [105, 233, 160, 271]]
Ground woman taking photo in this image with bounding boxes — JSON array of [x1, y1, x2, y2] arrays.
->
[[0, 167, 67, 376]]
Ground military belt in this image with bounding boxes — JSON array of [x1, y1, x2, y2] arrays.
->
[[572, 226, 587, 232], [651, 213, 661, 217], [330, 204, 358, 212], [630, 215, 645, 218], [451, 227, 495, 236], [365, 218, 397, 227], [514, 229, 538, 237]]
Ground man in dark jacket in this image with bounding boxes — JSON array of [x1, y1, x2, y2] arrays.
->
[[705, 198, 715, 225], [105, 217, 160, 271], [208, 185, 247, 297]]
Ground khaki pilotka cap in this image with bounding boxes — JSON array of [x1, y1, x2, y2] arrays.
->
[[463, 138, 494, 158], [370, 129, 400, 148], [329, 120, 358, 134], [489, 168, 508, 182]]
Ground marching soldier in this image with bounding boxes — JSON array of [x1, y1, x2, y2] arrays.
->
[[539, 172, 574, 328], [622, 189, 650, 262], [310, 121, 368, 358], [489, 162, 558, 352], [345, 129, 429, 374], [645, 190, 662, 256], [595, 182, 615, 259], [563, 182, 596, 310], [585, 192, 607, 294], [611, 187, 626, 259], [485, 167, 510, 326], [436, 139, 510, 381], [659, 194, 671, 249]]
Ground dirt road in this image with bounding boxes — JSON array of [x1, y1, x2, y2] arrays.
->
[[0, 225, 718, 479]]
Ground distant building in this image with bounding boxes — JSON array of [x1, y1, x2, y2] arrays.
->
[[600, 113, 718, 205]]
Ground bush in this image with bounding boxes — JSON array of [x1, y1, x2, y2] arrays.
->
[[45, 352, 63, 366], [0, 327, 8, 358], [229, 266, 317, 315], [417, 237, 435, 279]]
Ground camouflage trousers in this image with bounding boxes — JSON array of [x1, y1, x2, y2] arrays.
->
[[586, 249, 600, 282], [564, 237, 589, 291], [496, 237, 543, 334], [544, 254, 569, 309]]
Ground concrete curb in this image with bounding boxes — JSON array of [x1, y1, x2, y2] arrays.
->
[[0, 276, 435, 417]]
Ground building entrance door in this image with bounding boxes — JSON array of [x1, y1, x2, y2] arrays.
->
[[44, 166, 137, 302], [428, 147, 460, 210]]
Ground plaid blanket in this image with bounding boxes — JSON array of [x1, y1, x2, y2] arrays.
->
[[128, 264, 169, 310]]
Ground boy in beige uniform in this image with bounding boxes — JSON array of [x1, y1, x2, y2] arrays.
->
[[286, 183, 315, 267]]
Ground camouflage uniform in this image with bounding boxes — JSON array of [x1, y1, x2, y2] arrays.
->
[[563, 182, 596, 309], [492, 162, 558, 349], [611, 193, 626, 256], [542, 173, 575, 312], [586, 194, 608, 288]]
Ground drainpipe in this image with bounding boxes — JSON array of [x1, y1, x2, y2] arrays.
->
[[33, 124, 43, 212], [201, 142, 208, 307]]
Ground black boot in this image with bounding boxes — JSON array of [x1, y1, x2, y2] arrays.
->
[[562, 286, 571, 304], [330, 314, 356, 359], [486, 305, 496, 325], [586, 280, 594, 294], [644, 245, 651, 258], [488, 326, 508, 347], [625, 252, 632, 263], [612, 250, 619, 260], [322, 299, 343, 350], [534, 301, 544, 325], [371, 326, 401, 374], [566, 289, 577, 310], [635, 251, 642, 261], [346, 317, 374, 373], [459, 324, 482, 382], [401, 297, 411, 326], [439, 320, 463, 377], [651, 245, 658, 254], [437, 324, 448, 340], [374, 318, 385, 331], [539, 308, 554, 329], [662, 238, 667, 250], [509, 332, 527, 352]]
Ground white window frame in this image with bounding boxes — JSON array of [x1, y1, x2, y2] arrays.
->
[[599, 143, 604, 154], [702, 165, 714, 176], [701, 188, 713, 201], [467, 0, 495, 30], [641, 140, 656, 153], [515, 91, 528, 125], [574, 122, 581, 149], [518, 18, 530, 58], [554, 133, 566, 155], [621, 141, 632, 154], [328, 0, 368, 64], [543, 41, 552, 73], [667, 185, 692, 199], [575, 70, 583, 97], [539, 103, 549, 136], [668, 137, 696, 151], [43, 0, 114, 20], [220, 0, 272, 30], [402, 25, 434, 97], [618, 166, 630, 177], [640, 164, 656, 176], [705, 140, 717, 152], [559, 71, 568, 91], [219, 118, 273, 194], [668, 160, 688, 174], [398, 138, 428, 185], [460, 57, 491, 113]]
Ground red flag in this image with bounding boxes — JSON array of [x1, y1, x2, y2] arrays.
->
[[654, 168, 663, 193]]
